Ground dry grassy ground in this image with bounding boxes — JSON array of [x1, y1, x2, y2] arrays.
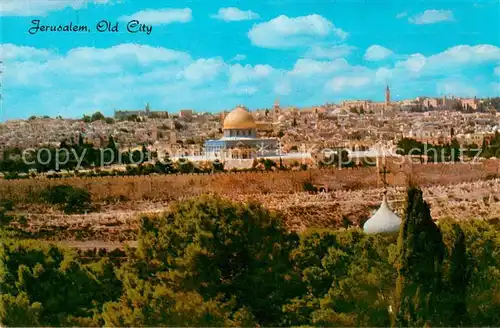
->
[[7, 178, 500, 248], [2, 159, 499, 203]]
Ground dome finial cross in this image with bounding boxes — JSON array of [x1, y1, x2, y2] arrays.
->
[[380, 165, 390, 195]]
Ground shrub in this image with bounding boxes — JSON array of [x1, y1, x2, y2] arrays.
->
[[41, 185, 93, 214], [0, 199, 14, 212], [303, 181, 318, 193]]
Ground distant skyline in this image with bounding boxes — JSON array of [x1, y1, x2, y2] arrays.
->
[[1, 0, 499, 120]]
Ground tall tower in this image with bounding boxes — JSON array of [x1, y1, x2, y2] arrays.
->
[[273, 98, 280, 112], [385, 85, 391, 106], [273, 97, 281, 121]]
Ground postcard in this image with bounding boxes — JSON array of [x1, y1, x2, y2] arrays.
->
[[1, 0, 499, 327]]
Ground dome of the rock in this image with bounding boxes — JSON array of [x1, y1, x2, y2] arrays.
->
[[363, 196, 401, 234], [223, 106, 257, 130]]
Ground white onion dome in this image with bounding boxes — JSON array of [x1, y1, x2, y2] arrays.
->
[[363, 196, 401, 234]]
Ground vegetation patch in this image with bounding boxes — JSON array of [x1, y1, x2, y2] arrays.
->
[[41, 185, 93, 214]]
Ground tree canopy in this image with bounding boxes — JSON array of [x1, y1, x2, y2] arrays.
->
[[1, 191, 500, 327]]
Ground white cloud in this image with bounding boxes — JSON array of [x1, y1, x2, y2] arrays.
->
[[274, 80, 292, 95], [65, 44, 191, 64], [367, 44, 500, 98], [395, 53, 427, 72], [436, 79, 478, 97], [409, 9, 454, 25], [0, 43, 55, 61], [3, 42, 499, 119], [492, 83, 500, 94], [248, 14, 348, 49], [327, 75, 371, 92], [396, 12, 408, 19], [375, 67, 393, 84], [290, 58, 351, 77], [390, 45, 500, 77], [232, 54, 247, 61], [1, 43, 192, 89], [305, 44, 356, 59], [1, 0, 112, 16], [227, 86, 259, 95], [364, 45, 393, 61], [119, 8, 192, 25], [179, 58, 226, 82], [427, 44, 500, 68], [229, 64, 274, 85], [211, 7, 259, 21]]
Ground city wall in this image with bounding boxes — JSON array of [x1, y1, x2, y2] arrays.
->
[[0, 159, 498, 203]]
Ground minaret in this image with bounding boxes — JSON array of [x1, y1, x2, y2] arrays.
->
[[385, 85, 391, 106], [382, 85, 391, 117]]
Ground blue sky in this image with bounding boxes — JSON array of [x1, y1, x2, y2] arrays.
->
[[1, 0, 499, 120]]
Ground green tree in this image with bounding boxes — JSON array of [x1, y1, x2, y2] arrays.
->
[[153, 153, 175, 174], [393, 187, 445, 327], [175, 158, 194, 173], [0, 240, 121, 326], [78, 133, 85, 147], [91, 111, 105, 122], [102, 196, 301, 326], [439, 219, 500, 326], [104, 135, 119, 165], [260, 158, 277, 170], [284, 229, 396, 327], [212, 159, 224, 172], [442, 224, 470, 326], [0, 293, 42, 326]]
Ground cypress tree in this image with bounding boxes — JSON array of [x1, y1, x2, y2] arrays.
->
[[444, 224, 470, 326], [393, 187, 445, 327], [78, 133, 84, 148], [107, 135, 119, 164]]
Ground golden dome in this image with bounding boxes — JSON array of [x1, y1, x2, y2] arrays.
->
[[223, 106, 257, 130]]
